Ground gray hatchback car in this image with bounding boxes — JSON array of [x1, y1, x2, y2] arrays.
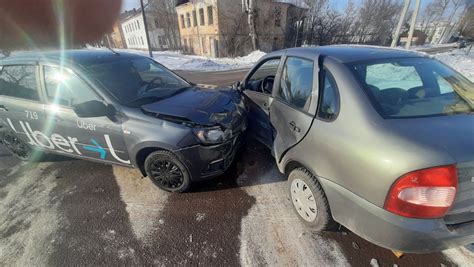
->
[[240, 46, 474, 253], [0, 50, 246, 192]]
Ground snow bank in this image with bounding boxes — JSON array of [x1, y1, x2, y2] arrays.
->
[[434, 49, 474, 82], [114, 48, 266, 71]]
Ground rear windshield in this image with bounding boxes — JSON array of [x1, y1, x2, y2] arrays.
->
[[349, 58, 474, 118]]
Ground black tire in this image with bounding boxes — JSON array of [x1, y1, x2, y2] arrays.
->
[[1, 131, 34, 161], [288, 167, 336, 231], [144, 150, 191, 193]]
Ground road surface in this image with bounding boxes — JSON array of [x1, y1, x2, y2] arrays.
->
[[0, 70, 472, 266]]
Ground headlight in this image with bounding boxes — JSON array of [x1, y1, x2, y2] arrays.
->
[[193, 126, 232, 145]]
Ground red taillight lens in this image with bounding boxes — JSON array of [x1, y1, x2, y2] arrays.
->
[[384, 165, 458, 219]]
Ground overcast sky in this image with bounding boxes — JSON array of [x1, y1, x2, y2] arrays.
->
[[121, 0, 141, 12]]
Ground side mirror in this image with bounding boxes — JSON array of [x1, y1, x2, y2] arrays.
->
[[232, 81, 242, 91], [73, 100, 115, 118]]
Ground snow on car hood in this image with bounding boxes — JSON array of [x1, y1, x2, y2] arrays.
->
[[141, 86, 245, 127]]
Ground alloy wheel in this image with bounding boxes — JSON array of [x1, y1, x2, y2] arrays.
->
[[150, 159, 185, 189]]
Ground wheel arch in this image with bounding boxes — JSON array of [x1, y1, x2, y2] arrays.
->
[[284, 159, 336, 216]]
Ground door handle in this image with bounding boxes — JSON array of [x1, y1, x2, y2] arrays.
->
[[289, 121, 301, 133], [0, 105, 8, 112]]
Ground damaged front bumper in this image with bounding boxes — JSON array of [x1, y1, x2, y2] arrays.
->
[[175, 134, 242, 181]]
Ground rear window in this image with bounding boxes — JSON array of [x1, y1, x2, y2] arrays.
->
[[350, 58, 474, 118]]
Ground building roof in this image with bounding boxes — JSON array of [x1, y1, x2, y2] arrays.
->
[[273, 0, 310, 9], [271, 45, 427, 63]]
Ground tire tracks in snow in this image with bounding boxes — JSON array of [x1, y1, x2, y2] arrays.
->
[[237, 143, 349, 266]]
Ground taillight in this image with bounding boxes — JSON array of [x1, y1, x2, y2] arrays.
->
[[384, 165, 457, 219]]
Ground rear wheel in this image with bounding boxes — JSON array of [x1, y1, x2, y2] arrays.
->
[[1, 131, 33, 161], [144, 150, 191, 193], [288, 167, 336, 231]]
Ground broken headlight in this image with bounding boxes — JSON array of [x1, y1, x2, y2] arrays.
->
[[193, 126, 232, 145]]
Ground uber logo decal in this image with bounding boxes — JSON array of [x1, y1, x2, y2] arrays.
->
[[6, 118, 130, 165]]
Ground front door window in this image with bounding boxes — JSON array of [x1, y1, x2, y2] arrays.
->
[[246, 58, 281, 93], [43, 66, 99, 107]]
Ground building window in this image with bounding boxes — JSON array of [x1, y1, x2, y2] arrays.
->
[[186, 12, 191, 28], [202, 37, 207, 53], [180, 14, 185, 29], [192, 10, 197, 27], [137, 20, 140, 29], [207, 6, 213, 25], [141, 36, 144, 45], [199, 8, 205, 25]]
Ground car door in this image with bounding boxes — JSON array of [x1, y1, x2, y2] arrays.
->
[[0, 63, 47, 148], [242, 57, 282, 149], [270, 55, 319, 163], [39, 64, 131, 166]]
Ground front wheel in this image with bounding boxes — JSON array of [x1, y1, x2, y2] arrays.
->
[[288, 168, 336, 231], [144, 150, 191, 193], [1, 131, 33, 161]]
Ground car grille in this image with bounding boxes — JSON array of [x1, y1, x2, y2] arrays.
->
[[445, 161, 474, 225]]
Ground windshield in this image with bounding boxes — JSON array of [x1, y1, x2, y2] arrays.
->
[[86, 56, 190, 106], [349, 58, 474, 118]]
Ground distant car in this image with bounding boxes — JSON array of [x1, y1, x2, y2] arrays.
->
[[0, 50, 246, 192], [239, 46, 474, 253]]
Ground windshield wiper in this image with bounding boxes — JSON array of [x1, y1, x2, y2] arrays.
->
[[127, 96, 165, 107], [126, 87, 191, 107]]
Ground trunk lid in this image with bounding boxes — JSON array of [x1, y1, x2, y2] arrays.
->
[[388, 114, 474, 224]]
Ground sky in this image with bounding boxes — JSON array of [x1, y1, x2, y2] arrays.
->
[[121, 0, 141, 12]]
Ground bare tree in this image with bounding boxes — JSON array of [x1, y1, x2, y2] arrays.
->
[[458, 4, 474, 38], [242, 0, 259, 50], [352, 0, 401, 45], [148, 0, 181, 50]]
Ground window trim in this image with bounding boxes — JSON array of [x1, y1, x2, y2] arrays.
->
[[316, 67, 341, 122], [0, 64, 42, 103], [40, 64, 103, 110], [275, 55, 316, 113]]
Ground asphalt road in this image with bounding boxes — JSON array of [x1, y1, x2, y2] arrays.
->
[[1, 70, 473, 266]]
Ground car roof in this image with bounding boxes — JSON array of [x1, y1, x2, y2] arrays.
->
[[266, 45, 428, 63], [0, 49, 144, 67]]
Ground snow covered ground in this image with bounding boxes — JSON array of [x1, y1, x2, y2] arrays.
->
[[116, 47, 473, 82], [434, 49, 474, 82], [114, 49, 266, 72]]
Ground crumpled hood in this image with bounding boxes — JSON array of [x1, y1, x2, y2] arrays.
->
[[389, 114, 474, 163], [141, 86, 245, 128]]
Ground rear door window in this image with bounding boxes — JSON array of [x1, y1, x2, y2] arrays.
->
[[317, 69, 340, 121], [0, 65, 40, 101], [278, 57, 314, 111]]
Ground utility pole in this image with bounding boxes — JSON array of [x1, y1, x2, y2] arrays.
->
[[391, 0, 411, 48], [140, 0, 153, 58], [405, 0, 421, 49]]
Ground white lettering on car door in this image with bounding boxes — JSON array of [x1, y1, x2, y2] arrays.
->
[[5, 118, 130, 165], [104, 134, 130, 164]]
